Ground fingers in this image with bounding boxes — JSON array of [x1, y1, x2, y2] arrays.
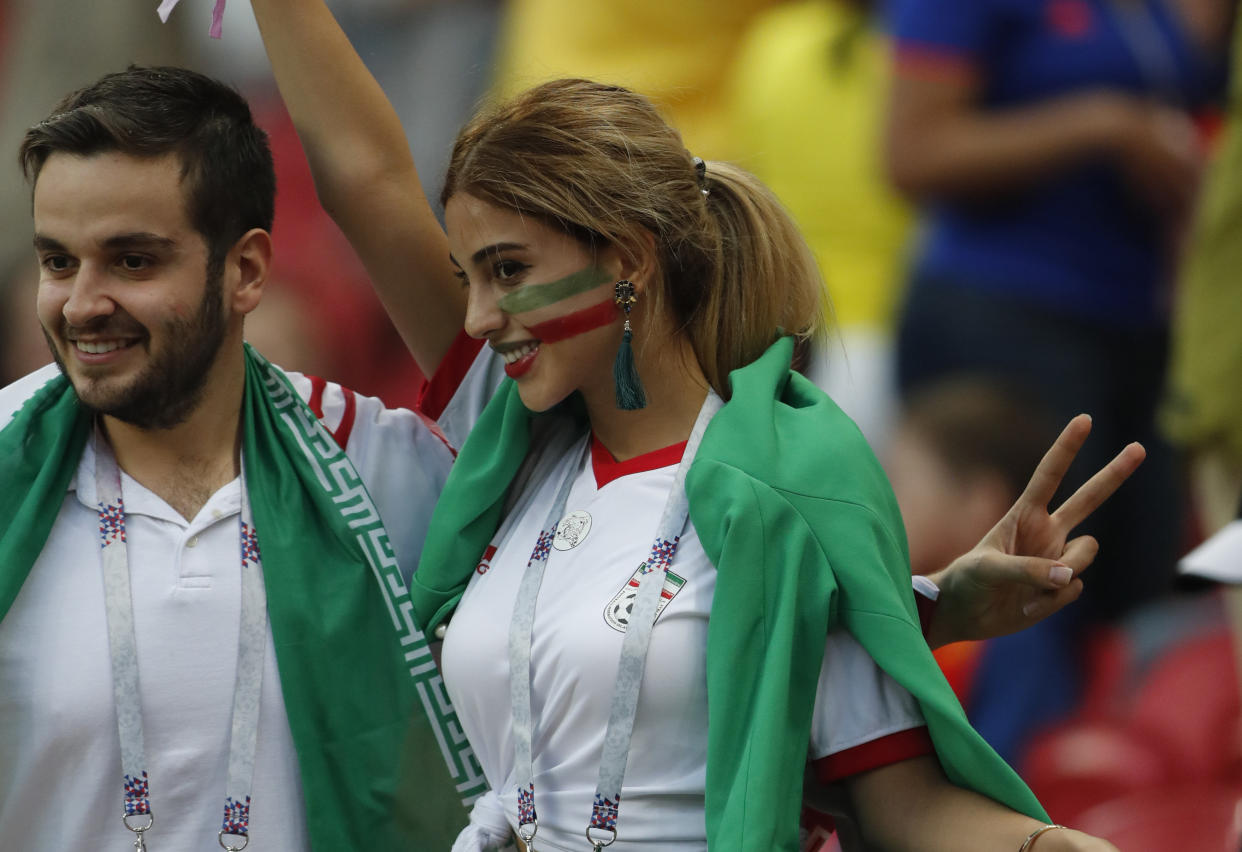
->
[[1052, 441, 1146, 529], [968, 551, 1078, 590], [1058, 535, 1099, 577], [1017, 536, 1097, 620], [1021, 578, 1084, 620], [1018, 414, 1093, 510]]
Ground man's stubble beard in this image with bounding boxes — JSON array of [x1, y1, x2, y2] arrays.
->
[[45, 265, 229, 431]]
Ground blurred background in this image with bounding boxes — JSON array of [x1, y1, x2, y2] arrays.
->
[[1, 0, 1239, 847]]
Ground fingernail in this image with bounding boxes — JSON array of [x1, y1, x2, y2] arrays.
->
[[1049, 564, 1073, 586], [1023, 600, 1040, 617]]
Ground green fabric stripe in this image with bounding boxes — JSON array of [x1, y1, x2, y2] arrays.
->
[[497, 265, 611, 314], [410, 376, 536, 632], [240, 348, 472, 849], [0, 373, 90, 620]]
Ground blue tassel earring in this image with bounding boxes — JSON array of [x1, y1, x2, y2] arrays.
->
[[613, 280, 647, 410]]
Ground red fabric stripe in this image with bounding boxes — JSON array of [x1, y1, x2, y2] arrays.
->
[[800, 805, 837, 847], [813, 726, 935, 784], [418, 330, 486, 421], [305, 376, 358, 450], [307, 375, 327, 420], [417, 407, 458, 458], [333, 388, 357, 448], [591, 434, 688, 489], [893, 43, 980, 84]]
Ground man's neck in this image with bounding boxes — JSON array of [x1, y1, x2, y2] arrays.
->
[[101, 364, 246, 522]]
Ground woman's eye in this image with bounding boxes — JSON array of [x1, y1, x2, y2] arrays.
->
[[494, 260, 528, 281]]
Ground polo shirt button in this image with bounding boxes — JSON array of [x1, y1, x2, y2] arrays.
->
[[187, 536, 200, 548]]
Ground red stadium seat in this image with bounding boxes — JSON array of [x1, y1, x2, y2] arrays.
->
[[1021, 720, 1175, 824], [1128, 630, 1242, 782], [1078, 626, 1132, 716], [1075, 783, 1242, 852]]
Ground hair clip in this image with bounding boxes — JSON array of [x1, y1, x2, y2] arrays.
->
[[692, 156, 710, 197]]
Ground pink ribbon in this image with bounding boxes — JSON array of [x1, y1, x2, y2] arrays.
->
[[156, 0, 227, 39]]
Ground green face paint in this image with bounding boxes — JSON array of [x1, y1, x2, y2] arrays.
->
[[497, 265, 612, 314]]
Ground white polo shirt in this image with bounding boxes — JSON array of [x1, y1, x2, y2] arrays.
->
[[0, 362, 456, 851]]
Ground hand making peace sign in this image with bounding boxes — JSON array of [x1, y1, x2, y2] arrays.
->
[[925, 414, 1147, 649]]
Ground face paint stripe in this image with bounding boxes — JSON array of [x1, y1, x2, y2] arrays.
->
[[497, 266, 612, 314], [526, 298, 619, 343]]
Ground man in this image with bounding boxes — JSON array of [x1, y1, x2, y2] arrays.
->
[[0, 66, 482, 851]]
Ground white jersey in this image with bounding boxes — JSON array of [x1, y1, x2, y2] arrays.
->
[[440, 429, 928, 852], [0, 362, 455, 851]]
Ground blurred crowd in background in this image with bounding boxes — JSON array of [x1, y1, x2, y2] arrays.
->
[[2, 0, 1240, 847]]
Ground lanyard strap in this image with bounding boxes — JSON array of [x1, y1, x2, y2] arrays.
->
[[508, 393, 722, 851], [508, 448, 579, 848], [96, 434, 268, 852]]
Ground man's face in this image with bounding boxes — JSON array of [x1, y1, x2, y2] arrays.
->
[[33, 151, 229, 430]]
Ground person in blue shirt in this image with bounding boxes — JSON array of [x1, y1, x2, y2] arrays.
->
[[884, 0, 1231, 763]]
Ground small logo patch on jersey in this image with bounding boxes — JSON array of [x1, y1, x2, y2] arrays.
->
[[553, 510, 593, 551], [603, 565, 686, 632]]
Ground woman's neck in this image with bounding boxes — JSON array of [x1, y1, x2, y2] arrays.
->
[[583, 334, 711, 462]]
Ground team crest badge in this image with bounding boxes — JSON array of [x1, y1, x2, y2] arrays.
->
[[553, 510, 592, 551], [603, 565, 686, 632]]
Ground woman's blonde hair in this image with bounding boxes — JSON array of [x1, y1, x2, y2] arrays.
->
[[442, 78, 825, 397]]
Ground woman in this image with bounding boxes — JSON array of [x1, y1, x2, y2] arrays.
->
[[248, 2, 1135, 848]]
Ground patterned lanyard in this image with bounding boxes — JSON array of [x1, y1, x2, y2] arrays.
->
[[95, 433, 268, 852], [508, 392, 722, 851]]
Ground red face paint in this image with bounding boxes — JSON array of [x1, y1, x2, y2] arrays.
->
[[525, 297, 619, 343]]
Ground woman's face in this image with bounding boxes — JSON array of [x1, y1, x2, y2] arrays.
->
[[445, 193, 626, 413]]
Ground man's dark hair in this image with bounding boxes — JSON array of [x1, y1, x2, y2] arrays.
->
[[19, 66, 275, 278]]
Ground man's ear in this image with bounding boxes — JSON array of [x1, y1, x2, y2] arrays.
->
[[227, 228, 272, 316]]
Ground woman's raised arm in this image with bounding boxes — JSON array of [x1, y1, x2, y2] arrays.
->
[[250, 0, 464, 375]]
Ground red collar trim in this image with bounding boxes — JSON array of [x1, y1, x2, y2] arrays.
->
[[591, 434, 688, 489]]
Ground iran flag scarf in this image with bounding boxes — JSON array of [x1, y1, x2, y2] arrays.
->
[[0, 345, 476, 850]]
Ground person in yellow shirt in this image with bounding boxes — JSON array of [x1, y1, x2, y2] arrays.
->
[[490, 0, 776, 156], [726, 0, 911, 451]]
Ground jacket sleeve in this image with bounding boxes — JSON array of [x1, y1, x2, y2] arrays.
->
[[805, 490, 1051, 822], [690, 459, 837, 852]]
